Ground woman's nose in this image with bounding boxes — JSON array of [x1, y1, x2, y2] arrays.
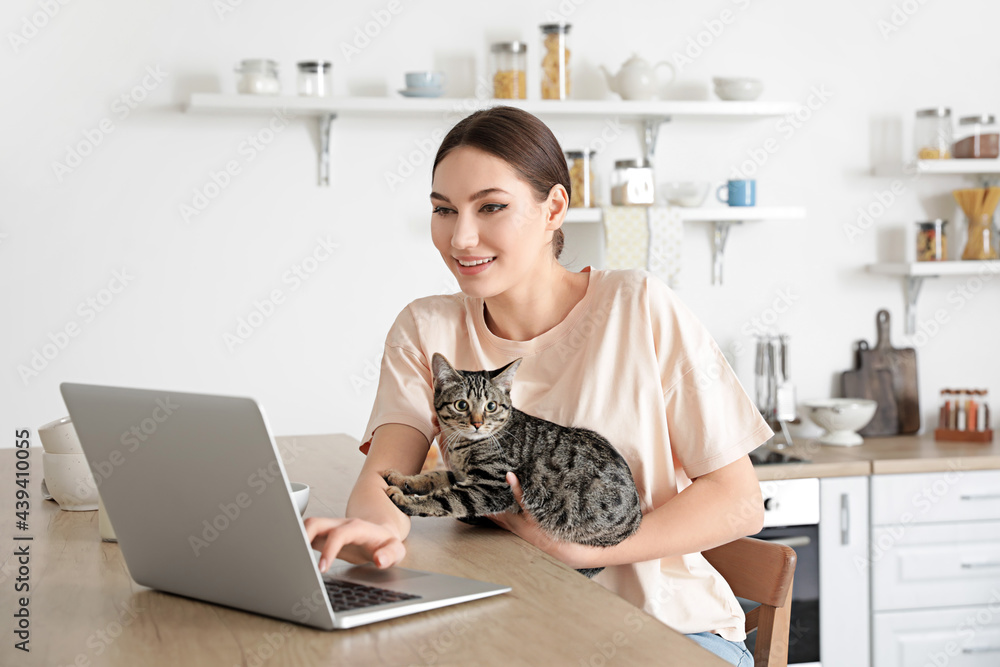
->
[[451, 213, 479, 249]]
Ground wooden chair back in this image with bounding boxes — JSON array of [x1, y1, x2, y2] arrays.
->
[[702, 537, 797, 667]]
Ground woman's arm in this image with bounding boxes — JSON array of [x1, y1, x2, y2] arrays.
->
[[490, 454, 764, 570], [304, 423, 429, 571]]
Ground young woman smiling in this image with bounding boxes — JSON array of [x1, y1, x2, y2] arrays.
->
[[305, 106, 768, 666]]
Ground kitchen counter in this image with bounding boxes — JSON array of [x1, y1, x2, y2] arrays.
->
[[753, 433, 1000, 480]]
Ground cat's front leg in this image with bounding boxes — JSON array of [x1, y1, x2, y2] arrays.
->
[[385, 482, 512, 518], [382, 469, 457, 495]]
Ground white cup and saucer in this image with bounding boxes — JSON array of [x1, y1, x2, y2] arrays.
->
[[399, 71, 445, 98]]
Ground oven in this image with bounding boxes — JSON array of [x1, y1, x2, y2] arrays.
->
[[740, 477, 821, 667]]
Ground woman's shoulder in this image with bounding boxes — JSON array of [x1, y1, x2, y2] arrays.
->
[[594, 268, 675, 306]]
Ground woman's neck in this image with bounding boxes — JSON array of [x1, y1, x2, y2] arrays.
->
[[482, 261, 590, 342]]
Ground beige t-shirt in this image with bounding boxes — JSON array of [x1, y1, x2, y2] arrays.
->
[[360, 267, 772, 640]]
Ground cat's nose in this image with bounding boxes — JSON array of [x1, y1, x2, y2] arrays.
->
[[471, 417, 483, 429]]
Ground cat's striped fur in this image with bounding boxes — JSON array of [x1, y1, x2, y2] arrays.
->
[[382, 353, 643, 577]]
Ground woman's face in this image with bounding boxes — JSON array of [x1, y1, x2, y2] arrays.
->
[[430, 146, 564, 299]]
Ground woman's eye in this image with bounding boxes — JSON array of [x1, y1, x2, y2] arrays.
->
[[481, 203, 508, 214], [455, 400, 468, 411], [433, 206, 454, 216], [486, 401, 497, 412]]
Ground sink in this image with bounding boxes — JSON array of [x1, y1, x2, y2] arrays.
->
[[749, 447, 807, 465]]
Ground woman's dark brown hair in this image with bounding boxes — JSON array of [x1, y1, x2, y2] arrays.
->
[[432, 106, 570, 259]]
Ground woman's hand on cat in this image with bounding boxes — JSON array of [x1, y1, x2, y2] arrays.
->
[[489, 472, 598, 570], [303, 517, 406, 573]]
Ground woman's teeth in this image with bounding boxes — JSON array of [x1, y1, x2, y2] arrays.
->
[[458, 257, 495, 267]]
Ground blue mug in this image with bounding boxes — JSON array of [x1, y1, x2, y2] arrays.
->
[[716, 180, 756, 207]]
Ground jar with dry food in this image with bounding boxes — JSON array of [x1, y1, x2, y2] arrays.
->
[[540, 23, 571, 100], [953, 115, 1000, 159], [914, 107, 952, 160], [565, 150, 596, 207], [491, 42, 527, 99], [916, 219, 947, 261], [610, 159, 655, 206]]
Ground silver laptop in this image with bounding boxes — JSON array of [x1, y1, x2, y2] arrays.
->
[[59, 382, 510, 630]]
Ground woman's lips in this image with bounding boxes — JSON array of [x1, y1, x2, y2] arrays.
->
[[455, 256, 495, 275]]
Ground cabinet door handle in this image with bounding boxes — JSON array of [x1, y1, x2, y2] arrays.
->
[[761, 535, 811, 548], [960, 493, 1000, 501], [840, 493, 850, 546], [962, 646, 1000, 654], [960, 561, 1000, 569]]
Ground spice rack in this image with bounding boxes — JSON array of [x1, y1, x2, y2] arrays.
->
[[186, 94, 802, 186]]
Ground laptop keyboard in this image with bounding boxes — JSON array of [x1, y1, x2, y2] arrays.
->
[[324, 578, 422, 612]]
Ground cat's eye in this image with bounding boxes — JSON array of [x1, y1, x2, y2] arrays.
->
[[454, 400, 468, 411], [485, 401, 498, 412]]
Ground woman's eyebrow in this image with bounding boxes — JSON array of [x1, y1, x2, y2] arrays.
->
[[429, 188, 510, 203]]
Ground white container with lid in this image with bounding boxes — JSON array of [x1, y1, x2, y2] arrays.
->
[[235, 59, 280, 95], [297, 61, 332, 97], [954, 114, 999, 159], [491, 42, 527, 99], [914, 107, 952, 160], [611, 159, 655, 206]]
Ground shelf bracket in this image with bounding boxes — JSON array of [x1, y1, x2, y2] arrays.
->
[[319, 113, 336, 187], [642, 116, 671, 166], [711, 220, 741, 285], [904, 275, 926, 335]]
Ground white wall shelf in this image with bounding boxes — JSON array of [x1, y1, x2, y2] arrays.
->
[[565, 206, 807, 284], [910, 159, 1000, 175], [186, 94, 803, 186], [867, 261, 1000, 334]]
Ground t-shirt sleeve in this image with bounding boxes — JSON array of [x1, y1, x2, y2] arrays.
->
[[646, 275, 773, 478], [358, 306, 439, 455]]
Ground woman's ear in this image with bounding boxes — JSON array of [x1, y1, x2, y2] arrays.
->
[[544, 184, 569, 231]]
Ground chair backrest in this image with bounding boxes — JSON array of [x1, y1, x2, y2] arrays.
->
[[702, 536, 797, 667]]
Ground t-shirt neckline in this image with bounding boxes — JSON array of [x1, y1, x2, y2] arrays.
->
[[470, 266, 599, 356]]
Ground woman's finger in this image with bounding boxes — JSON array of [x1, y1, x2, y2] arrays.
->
[[505, 471, 526, 509]]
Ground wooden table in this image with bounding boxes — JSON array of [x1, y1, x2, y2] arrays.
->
[[1, 433, 727, 666]]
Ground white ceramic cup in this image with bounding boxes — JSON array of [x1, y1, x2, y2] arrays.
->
[[42, 451, 99, 511], [291, 482, 310, 516], [38, 416, 83, 454]]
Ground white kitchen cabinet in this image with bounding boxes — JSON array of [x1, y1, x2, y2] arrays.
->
[[870, 470, 1000, 666], [820, 476, 870, 667]]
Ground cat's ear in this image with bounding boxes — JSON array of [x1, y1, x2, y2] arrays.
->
[[431, 353, 462, 388], [490, 358, 522, 393]]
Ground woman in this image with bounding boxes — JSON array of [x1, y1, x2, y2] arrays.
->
[[305, 106, 768, 666]]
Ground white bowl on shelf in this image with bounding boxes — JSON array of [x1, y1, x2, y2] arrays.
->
[[713, 77, 764, 101], [802, 399, 878, 446], [662, 181, 709, 207]]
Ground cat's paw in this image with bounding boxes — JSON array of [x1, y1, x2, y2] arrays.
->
[[384, 485, 409, 509], [382, 469, 407, 489]]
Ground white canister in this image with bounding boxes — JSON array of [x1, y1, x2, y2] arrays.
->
[[235, 59, 281, 95]]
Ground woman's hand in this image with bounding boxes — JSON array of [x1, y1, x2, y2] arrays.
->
[[303, 516, 406, 573], [488, 472, 598, 571]]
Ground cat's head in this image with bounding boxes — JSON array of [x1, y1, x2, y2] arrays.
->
[[431, 353, 521, 440]]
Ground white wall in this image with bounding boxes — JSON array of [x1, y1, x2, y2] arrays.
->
[[4, 0, 998, 445]]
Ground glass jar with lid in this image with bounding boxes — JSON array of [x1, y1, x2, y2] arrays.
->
[[611, 159, 655, 206], [297, 61, 332, 97], [539, 23, 571, 100], [491, 42, 527, 99], [953, 114, 1000, 159], [565, 150, 596, 207], [235, 59, 280, 95], [916, 219, 947, 261], [914, 107, 952, 159]]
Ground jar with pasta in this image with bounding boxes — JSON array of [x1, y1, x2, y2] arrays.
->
[[914, 107, 952, 160], [539, 23, 571, 100], [491, 42, 527, 100], [565, 150, 596, 207]]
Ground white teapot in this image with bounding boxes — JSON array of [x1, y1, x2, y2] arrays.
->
[[599, 54, 676, 101]]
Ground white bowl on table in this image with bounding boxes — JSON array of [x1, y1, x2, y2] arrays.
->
[[802, 399, 878, 447], [662, 181, 709, 207], [713, 77, 764, 101]]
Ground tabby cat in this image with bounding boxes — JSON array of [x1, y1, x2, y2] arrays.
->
[[381, 352, 643, 577]]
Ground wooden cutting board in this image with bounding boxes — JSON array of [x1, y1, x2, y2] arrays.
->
[[842, 340, 900, 436], [861, 309, 920, 434]]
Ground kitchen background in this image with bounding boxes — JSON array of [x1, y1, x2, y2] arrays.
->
[[3, 0, 998, 442]]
